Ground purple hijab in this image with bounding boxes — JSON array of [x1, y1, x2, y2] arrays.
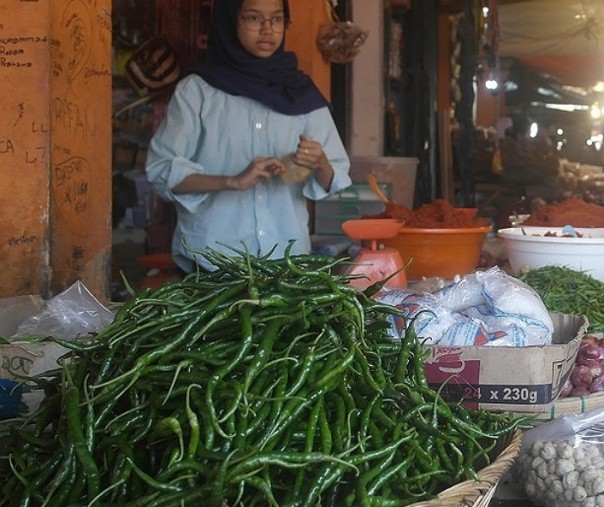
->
[[189, 0, 329, 115]]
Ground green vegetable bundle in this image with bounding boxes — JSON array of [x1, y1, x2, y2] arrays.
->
[[518, 266, 604, 333], [0, 246, 525, 506]]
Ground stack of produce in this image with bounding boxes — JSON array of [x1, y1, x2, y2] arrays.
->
[[522, 198, 604, 227], [518, 266, 604, 334], [557, 161, 604, 205], [519, 266, 604, 401], [0, 247, 525, 506], [374, 198, 488, 228], [560, 334, 604, 397], [514, 409, 604, 507]]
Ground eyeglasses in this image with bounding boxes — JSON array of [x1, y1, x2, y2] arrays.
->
[[239, 14, 289, 33]]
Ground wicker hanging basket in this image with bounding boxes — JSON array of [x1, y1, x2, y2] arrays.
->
[[315, 2, 368, 64], [408, 429, 522, 507], [125, 36, 181, 97]]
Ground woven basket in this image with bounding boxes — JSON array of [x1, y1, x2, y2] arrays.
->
[[408, 429, 522, 507], [507, 391, 604, 425]]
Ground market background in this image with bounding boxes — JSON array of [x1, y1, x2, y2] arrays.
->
[[2, 1, 604, 506], [110, 2, 604, 505], [107, 0, 604, 298]]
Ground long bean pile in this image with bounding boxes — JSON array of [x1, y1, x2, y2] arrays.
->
[[0, 246, 526, 506], [518, 266, 604, 332]]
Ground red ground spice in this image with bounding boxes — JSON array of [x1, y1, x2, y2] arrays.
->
[[373, 199, 488, 228], [523, 198, 604, 227]]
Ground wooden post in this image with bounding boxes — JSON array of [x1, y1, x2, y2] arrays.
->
[[0, 0, 112, 301]]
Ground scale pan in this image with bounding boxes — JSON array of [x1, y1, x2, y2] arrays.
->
[[341, 219, 403, 240]]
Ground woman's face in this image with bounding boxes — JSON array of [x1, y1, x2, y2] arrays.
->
[[236, 0, 286, 58]]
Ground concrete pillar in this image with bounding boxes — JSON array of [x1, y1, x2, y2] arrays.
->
[[350, 0, 385, 156], [0, 0, 112, 301]]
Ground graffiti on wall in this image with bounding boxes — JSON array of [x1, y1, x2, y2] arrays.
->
[[0, 0, 111, 298]]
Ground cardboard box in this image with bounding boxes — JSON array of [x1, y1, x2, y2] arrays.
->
[[0, 344, 43, 418], [0, 296, 45, 418], [0, 296, 69, 418], [423, 313, 588, 412]]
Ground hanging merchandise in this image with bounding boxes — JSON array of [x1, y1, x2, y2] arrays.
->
[[125, 36, 181, 97], [315, 0, 368, 64]]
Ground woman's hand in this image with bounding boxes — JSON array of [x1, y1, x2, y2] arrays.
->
[[227, 157, 285, 191], [172, 157, 285, 194], [293, 135, 334, 190]]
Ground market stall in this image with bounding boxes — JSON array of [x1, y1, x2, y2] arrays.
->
[[3, 196, 604, 507], [0, 250, 525, 506]]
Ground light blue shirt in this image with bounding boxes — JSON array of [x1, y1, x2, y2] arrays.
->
[[145, 75, 352, 272]]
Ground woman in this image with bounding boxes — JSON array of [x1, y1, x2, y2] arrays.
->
[[145, 0, 351, 273]]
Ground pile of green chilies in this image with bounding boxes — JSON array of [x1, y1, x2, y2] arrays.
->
[[0, 246, 527, 507], [518, 266, 604, 332]]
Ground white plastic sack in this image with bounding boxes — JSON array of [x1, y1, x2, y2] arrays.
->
[[376, 267, 554, 347]]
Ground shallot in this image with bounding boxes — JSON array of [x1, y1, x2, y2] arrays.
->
[[562, 334, 604, 397]]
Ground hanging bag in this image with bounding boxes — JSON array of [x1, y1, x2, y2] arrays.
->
[[315, 1, 368, 64]]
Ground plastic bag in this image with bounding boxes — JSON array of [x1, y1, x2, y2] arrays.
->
[[376, 288, 459, 345], [278, 154, 310, 183], [514, 408, 604, 507], [12, 281, 114, 340], [376, 266, 554, 346], [1, 282, 113, 418]]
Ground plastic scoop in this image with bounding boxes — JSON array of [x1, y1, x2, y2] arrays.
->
[[367, 173, 390, 206]]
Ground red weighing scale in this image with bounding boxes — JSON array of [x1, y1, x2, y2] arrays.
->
[[341, 218, 407, 291]]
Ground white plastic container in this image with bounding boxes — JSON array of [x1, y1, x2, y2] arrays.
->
[[498, 226, 604, 281]]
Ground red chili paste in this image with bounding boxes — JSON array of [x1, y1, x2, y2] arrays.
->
[[372, 199, 488, 228], [523, 198, 604, 227]]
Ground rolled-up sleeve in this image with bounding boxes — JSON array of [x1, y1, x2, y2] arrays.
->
[[145, 79, 211, 214], [302, 106, 351, 200]]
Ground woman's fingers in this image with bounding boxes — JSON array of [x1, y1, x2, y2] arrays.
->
[[265, 158, 285, 174], [295, 137, 322, 167]]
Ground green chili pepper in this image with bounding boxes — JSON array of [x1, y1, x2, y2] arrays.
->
[[0, 246, 525, 507]]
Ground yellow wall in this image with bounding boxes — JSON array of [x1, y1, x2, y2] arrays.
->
[[0, 0, 112, 300], [286, 0, 332, 101], [0, 1, 49, 297]]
